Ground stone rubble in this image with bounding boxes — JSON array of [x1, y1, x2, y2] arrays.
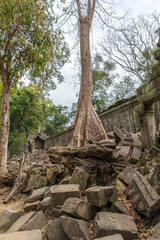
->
[[0, 128, 160, 240]]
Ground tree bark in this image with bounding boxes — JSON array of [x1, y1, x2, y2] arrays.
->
[[38, 92, 42, 133], [0, 74, 11, 176], [70, 15, 107, 147]]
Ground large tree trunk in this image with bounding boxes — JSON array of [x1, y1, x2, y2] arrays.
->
[[0, 76, 11, 176], [70, 17, 107, 147], [38, 92, 42, 133]]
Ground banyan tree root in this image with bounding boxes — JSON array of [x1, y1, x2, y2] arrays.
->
[[3, 154, 25, 204]]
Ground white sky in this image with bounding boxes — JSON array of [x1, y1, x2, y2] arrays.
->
[[49, 0, 160, 109]]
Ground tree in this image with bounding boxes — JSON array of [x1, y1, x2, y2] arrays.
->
[[102, 12, 160, 84], [42, 100, 69, 136], [28, 34, 69, 104], [0, 0, 63, 174], [9, 86, 44, 156], [57, 0, 124, 146], [92, 54, 115, 112], [110, 75, 137, 103]]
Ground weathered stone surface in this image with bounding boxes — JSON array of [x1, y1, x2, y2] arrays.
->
[[24, 201, 40, 212], [115, 146, 131, 159], [118, 167, 138, 185], [115, 179, 126, 192], [130, 147, 141, 163], [61, 216, 91, 240], [21, 211, 48, 231], [109, 201, 131, 216], [148, 222, 160, 240], [7, 212, 35, 233], [130, 133, 142, 149], [61, 197, 95, 220], [50, 184, 81, 205], [59, 176, 71, 185], [0, 230, 43, 240], [23, 175, 47, 192], [47, 170, 56, 185], [46, 219, 69, 240], [113, 126, 125, 145], [94, 234, 124, 240], [25, 187, 49, 203], [86, 186, 118, 207], [0, 210, 23, 233], [146, 163, 160, 186], [69, 167, 89, 191], [40, 197, 53, 211], [93, 212, 137, 240], [128, 171, 160, 218]]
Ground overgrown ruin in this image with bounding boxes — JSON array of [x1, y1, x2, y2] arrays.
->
[[0, 40, 160, 240]]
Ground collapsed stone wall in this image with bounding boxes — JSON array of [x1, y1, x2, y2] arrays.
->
[[45, 96, 160, 149]]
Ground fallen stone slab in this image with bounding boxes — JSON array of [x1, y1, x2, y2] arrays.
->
[[61, 197, 95, 220], [128, 171, 160, 218], [25, 187, 49, 203], [69, 167, 89, 191], [148, 222, 160, 240], [46, 219, 68, 240], [109, 201, 131, 216], [113, 126, 125, 145], [97, 139, 116, 149], [40, 197, 53, 211], [23, 175, 47, 192], [0, 210, 23, 233], [50, 184, 81, 205], [129, 147, 141, 164], [0, 230, 43, 240], [130, 133, 142, 149], [94, 234, 124, 240], [61, 216, 91, 240], [7, 212, 35, 233], [93, 212, 137, 240], [149, 146, 160, 158], [117, 167, 138, 185], [85, 186, 118, 207], [21, 211, 48, 231], [114, 146, 131, 159]]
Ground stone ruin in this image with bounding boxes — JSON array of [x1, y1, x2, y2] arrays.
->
[[0, 38, 160, 240]]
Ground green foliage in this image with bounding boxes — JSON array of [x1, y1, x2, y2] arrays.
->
[[0, 82, 2, 130], [42, 100, 70, 136], [110, 76, 137, 103], [9, 86, 44, 155], [0, 0, 59, 85]]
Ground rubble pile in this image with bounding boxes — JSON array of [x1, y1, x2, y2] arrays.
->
[[0, 128, 160, 240]]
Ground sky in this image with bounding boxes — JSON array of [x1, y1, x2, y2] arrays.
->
[[49, 0, 160, 109]]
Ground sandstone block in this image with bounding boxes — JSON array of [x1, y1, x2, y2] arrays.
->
[[113, 126, 125, 145], [118, 167, 138, 185], [0, 210, 23, 233], [46, 219, 68, 240], [85, 186, 118, 207], [61, 216, 91, 240], [7, 212, 35, 233], [50, 184, 81, 205], [21, 211, 48, 231], [93, 212, 137, 240], [24, 175, 47, 192], [25, 187, 48, 203], [148, 222, 160, 240], [0, 230, 43, 240], [61, 197, 96, 220], [128, 171, 160, 218], [94, 234, 124, 240], [69, 167, 89, 191]]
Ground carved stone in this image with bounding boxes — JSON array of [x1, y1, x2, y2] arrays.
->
[[128, 171, 160, 218]]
